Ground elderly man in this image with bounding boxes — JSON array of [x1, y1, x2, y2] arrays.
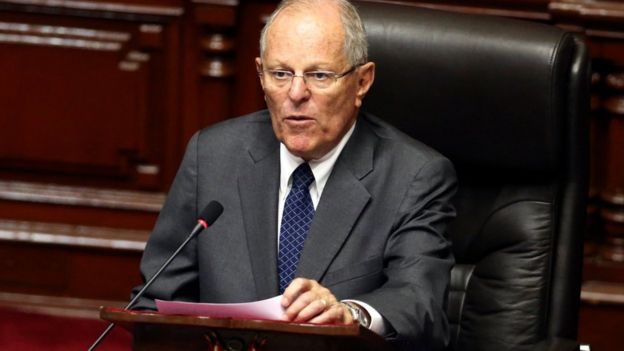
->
[[133, 0, 457, 349]]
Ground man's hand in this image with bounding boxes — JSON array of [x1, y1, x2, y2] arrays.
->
[[281, 278, 353, 324]]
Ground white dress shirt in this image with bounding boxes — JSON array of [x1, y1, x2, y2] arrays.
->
[[277, 122, 388, 335]]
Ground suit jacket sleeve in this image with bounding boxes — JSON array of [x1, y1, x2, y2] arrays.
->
[[356, 156, 456, 350], [130, 132, 201, 310]]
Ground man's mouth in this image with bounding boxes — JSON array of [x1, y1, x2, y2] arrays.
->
[[285, 115, 313, 121], [284, 115, 315, 126]]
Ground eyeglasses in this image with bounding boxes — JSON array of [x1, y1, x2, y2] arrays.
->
[[259, 64, 362, 90]]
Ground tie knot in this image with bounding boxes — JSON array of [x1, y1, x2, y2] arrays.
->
[[291, 163, 314, 190]]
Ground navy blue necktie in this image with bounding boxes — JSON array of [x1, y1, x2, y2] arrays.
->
[[278, 163, 315, 293]]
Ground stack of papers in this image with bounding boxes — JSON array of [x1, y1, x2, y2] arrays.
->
[[156, 295, 285, 321]]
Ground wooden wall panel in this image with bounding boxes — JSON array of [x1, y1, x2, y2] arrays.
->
[[0, 0, 184, 191], [0, 0, 180, 308], [382, 0, 552, 21], [1, 31, 141, 171], [0, 241, 143, 300]]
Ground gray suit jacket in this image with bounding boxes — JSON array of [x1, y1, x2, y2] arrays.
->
[[133, 110, 457, 350]]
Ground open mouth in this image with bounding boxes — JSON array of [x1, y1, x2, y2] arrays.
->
[[286, 115, 312, 121]]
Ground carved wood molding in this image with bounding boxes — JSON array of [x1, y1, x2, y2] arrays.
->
[[0, 218, 148, 250], [602, 192, 624, 207], [0, 21, 130, 41], [550, 0, 624, 40], [200, 33, 235, 52], [119, 50, 151, 71], [0, 180, 164, 212], [138, 23, 164, 48], [0, 19, 164, 52], [0, 20, 128, 51], [600, 70, 624, 210], [356, 0, 551, 20], [550, 0, 624, 23], [597, 66, 624, 262], [362, 1, 624, 36], [194, 2, 237, 79], [200, 58, 236, 78], [582, 280, 624, 305], [603, 96, 624, 117], [0, 0, 184, 17], [602, 71, 624, 116], [200, 33, 236, 79], [0, 20, 155, 74]]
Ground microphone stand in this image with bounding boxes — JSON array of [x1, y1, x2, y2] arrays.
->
[[87, 220, 207, 351]]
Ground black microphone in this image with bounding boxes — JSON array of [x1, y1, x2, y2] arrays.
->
[[87, 201, 224, 351]]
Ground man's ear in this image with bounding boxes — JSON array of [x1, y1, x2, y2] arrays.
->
[[355, 62, 375, 108], [255, 57, 265, 89]]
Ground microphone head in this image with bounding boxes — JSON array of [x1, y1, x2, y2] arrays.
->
[[199, 201, 224, 226]]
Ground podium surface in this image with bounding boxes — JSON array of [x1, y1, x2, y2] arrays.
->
[[101, 307, 392, 351]]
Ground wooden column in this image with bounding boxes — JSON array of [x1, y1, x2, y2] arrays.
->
[[181, 0, 239, 144], [601, 71, 624, 263]]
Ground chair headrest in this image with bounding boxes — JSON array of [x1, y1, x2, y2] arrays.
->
[[358, 2, 576, 175]]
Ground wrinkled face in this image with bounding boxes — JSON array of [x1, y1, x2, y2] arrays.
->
[[256, 5, 374, 161]]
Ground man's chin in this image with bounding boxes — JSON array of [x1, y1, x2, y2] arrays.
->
[[282, 140, 318, 161]]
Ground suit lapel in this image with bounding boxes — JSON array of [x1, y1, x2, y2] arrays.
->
[[238, 127, 280, 299], [297, 119, 376, 282]]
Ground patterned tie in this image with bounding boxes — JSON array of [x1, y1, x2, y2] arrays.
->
[[278, 163, 315, 293]]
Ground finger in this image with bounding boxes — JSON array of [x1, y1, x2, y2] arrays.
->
[[292, 298, 330, 322], [284, 289, 318, 320], [281, 278, 313, 308], [308, 303, 351, 324], [281, 279, 342, 322]]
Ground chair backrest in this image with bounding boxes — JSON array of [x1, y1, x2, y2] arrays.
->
[[357, 2, 590, 350]]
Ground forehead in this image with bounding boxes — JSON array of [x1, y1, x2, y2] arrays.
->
[[264, 5, 347, 66]]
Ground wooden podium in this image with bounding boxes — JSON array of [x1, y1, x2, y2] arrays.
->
[[100, 307, 393, 351]]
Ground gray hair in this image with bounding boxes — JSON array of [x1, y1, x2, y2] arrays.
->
[[259, 0, 368, 66]]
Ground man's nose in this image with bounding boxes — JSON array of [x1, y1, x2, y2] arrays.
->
[[288, 76, 311, 102]]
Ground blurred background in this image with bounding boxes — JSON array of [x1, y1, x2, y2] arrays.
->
[[0, 0, 622, 349]]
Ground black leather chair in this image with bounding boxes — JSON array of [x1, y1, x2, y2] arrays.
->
[[357, 2, 590, 350]]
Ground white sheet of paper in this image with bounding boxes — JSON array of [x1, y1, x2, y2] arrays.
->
[[155, 295, 285, 321]]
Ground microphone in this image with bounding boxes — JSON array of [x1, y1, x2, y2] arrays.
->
[[87, 201, 224, 351]]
